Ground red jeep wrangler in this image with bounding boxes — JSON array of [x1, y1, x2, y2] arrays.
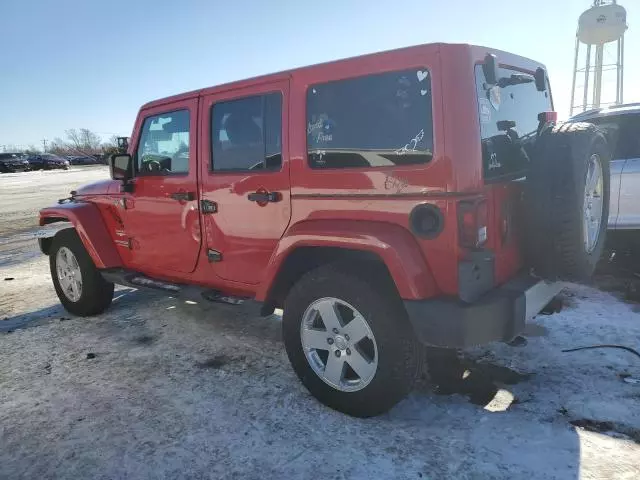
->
[[39, 43, 610, 417]]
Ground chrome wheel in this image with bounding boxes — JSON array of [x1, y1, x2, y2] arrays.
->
[[56, 247, 82, 302], [300, 297, 378, 392], [583, 154, 604, 254]]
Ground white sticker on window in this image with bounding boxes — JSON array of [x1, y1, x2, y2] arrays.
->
[[416, 70, 429, 82], [489, 86, 501, 111], [479, 98, 492, 124], [488, 152, 502, 170], [395, 129, 425, 155]]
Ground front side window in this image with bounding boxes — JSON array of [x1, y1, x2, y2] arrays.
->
[[211, 92, 282, 171], [136, 109, 190, 174], [307, 68, 433, 169], [587, 114, 640, 160]]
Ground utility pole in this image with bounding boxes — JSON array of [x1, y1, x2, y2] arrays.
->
[[41, 139, 47, 152]]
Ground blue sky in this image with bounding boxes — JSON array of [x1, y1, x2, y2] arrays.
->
[[1, 0, 638, 148]]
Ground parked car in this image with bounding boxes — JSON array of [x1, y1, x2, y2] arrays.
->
[[0, 152, 30, 173], [38, 43, 610, 417], [26, 153, 70, 170], [570, 103, 640, 231], [68, 156, 97, 165]]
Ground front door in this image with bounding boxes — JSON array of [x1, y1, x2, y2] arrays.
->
[[199, 80, 291, 285], [124, 98, 201, 275]]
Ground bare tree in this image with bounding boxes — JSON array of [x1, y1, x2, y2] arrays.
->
[[49, 138, 68, 155], [2, 144, 19, 153], [24, 145, 40, 155], [101, 135, 120, 157], [63, 128, 102, 155]]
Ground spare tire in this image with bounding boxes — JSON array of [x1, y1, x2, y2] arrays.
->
[[524, 122, 610, 282]]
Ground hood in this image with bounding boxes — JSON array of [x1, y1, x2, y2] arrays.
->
[[73, 179, 120, 197]]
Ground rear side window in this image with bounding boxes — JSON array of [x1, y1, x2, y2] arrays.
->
[[307, 68, 433, 169], [586, 114, 640, 159], [475, 65, 552, 181], [211, 92, 282, 171], [136, 109, 190, 174]]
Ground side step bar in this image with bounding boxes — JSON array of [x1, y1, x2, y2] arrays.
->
[[100, 269, 250, 306]]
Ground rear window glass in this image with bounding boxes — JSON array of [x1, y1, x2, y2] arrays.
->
[[584, 114, 640, 160], [475, 65, 552, 182], [307, 68, 433, 169]]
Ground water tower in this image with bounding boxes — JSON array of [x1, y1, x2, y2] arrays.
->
[[570, 0, 628, 115]]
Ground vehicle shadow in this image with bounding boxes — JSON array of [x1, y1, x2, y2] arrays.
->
[[158, 296, 585, 478], [0, 287, 142, 333], [0, 289, 595, 478]]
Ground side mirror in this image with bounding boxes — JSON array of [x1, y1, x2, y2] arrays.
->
[[110, 154, 133, 182], [483, 53, 499, 86], [535, 67, 547, 92]]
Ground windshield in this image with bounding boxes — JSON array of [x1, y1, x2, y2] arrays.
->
[[475, 64, 552, 182], [0, 153, 24, 161]]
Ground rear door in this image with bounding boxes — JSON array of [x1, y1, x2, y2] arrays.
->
[[617, 115, 640, 229], [124, 98, 201, 274], [589, 113, 640, 229], [474, 64, 553, 284], [199, 79, 291, 285]]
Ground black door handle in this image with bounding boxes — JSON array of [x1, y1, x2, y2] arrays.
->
[[169, 191, 195, 202], [247, 191, 281, 203]]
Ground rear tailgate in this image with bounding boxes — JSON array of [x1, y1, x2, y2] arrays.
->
[[474, 59, 553, 286]]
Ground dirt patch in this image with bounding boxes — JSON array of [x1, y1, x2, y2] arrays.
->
[[595, 233, 640, 304], [133, 334, 156, 346], [196, 354, 234, 369]]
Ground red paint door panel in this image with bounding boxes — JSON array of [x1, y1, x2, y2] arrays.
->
[[199, 80, 291, 285], [124, 98, 202, 275]]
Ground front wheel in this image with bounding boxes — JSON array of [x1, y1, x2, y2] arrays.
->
[[50, 229, 114, 316], [283, 263, 422, 417]]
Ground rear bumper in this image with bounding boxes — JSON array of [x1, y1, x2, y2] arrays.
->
[[404, 275, 563, 348], [1, 165, 28, 172]]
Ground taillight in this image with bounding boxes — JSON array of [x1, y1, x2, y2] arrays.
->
[[537, 111, 558, 123], [458, 199, 488, 249]]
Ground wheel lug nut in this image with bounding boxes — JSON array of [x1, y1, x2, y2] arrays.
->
[[346, 348, 351, 355], [334, 350, 341, 358], [327, 338, 334, 345], [344, 334, 350, 341], [332, 328, 339, 334]]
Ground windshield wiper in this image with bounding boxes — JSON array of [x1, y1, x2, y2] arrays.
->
[[497, 74, 534, 88]]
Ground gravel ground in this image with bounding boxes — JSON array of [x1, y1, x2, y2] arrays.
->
[[1, 168, 639, 479]]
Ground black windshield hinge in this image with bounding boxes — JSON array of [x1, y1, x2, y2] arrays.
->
[[207, 249, 222, 262], [201, 200, 218, 214]]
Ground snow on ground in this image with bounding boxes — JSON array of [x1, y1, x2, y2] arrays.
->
[[1, 168, 639, 479]]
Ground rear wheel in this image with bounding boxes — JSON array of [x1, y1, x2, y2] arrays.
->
[[50, 229, 114, 316], [282, 263, 422, 417], [525, 122, 611, 282]]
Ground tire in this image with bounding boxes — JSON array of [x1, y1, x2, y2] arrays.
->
[[282, 263, 423, 417], [50, 229, 114, 316], [525, 122, 611, 282]]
